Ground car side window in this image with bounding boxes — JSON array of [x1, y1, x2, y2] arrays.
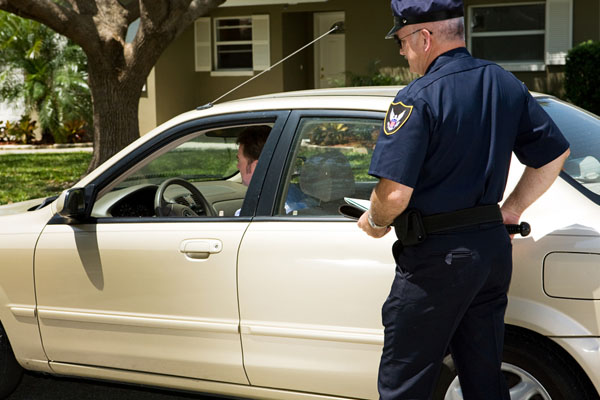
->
[[276, 117, 381, 216], [91, 124, 271, 218], [539, 98, 600, 198]]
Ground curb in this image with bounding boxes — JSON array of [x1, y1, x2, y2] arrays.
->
[[0, 143, 93, 154], [0, 142, 93, 150]]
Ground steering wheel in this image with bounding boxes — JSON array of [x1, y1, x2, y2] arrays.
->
[[154, 178, 216, 217]]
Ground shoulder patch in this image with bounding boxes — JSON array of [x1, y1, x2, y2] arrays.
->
[[384, 101, 413, 135]]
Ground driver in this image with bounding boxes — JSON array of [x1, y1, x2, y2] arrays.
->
[[235, 126, 306, 215], [236, 125, 271, 187], [234, 126, 270, 216]]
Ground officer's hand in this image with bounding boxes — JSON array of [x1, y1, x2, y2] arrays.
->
[[358, 212, 391, 238], [501, 207, 520, 239]]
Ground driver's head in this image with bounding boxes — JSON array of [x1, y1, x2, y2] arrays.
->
[[236, 125, 271, 186]]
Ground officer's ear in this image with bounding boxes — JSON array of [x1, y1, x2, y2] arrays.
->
[[422, 29, 433, 52]]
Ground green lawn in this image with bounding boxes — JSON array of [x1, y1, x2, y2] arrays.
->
[[0, 152, 92, 205]]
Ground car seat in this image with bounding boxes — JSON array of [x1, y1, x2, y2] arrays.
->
[[298, 149, 355, 215]]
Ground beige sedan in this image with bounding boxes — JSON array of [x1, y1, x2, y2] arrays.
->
[[0, 87, 599, 400]]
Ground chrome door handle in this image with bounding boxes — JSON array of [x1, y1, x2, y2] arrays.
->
[[180, 239, 222, 260]]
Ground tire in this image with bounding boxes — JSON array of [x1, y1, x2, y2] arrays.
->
[[433, 327, 599, 400], [0, 325, 23, 399]]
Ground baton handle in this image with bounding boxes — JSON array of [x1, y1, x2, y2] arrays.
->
[[505, 222, 531, 237]]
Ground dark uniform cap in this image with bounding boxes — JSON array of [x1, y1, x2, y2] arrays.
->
[[385, 0, 464, 39]]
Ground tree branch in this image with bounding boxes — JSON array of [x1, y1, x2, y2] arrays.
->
[[0, 0, 105, 55], [1, 0, 77, 36], [122, 0, 140, 24], [69, 0, 98, 15]]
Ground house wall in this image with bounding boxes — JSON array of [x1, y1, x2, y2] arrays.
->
[[138, 68, 157, 136], [574, 0, 600, 43], [144, 0, 599, 130], [285, 0, 402, 80], [149, 0, 402, 127]]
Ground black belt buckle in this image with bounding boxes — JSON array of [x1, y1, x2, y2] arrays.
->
[[394, 208, 428, 246]]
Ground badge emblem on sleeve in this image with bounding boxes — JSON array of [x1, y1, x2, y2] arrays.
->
[[384, 101, 413, 135]]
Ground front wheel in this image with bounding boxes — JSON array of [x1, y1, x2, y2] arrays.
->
[[0, 325, 23, 398], [434, 328, 597, 400]]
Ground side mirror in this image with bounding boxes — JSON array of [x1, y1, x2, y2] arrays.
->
[[56, 188, 87, 220]]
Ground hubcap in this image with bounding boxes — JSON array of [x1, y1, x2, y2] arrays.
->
[[444, 362, 552, 400]]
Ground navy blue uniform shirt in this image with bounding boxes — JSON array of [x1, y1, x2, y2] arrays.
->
[[369, 47, 569, 215]]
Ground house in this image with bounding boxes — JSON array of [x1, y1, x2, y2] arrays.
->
[[138, 0, 600, 135]]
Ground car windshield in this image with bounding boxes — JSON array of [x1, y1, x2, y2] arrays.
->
[[537, 97, 600, 198]]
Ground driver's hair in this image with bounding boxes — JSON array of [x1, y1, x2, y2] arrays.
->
[[236, 125, 271, 162]]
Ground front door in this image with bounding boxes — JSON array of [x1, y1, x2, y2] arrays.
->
[[314, 12, 346, 88], [34, 115, 286, 383]]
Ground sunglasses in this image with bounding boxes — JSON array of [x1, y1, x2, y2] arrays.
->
[[394, 28, 433, 49]]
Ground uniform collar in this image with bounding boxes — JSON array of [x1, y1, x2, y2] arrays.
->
[[425, 47, 471, 75]]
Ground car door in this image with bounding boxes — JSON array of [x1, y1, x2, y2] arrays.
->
[[34, 112, 289, 383], [238, 111, 394, 399]]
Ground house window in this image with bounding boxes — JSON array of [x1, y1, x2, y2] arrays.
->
[[215, 17, 253, 70], [469, 3, 545, 67], [194, 15, 270, 75], [468, 0, 572, 71]]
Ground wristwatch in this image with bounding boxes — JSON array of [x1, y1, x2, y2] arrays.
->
[[368, 212, 388, 230]]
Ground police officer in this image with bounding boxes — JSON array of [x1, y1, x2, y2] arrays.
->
[[357, 0, 571, 398]]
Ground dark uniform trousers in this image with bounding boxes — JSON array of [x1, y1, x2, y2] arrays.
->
[[378, 223, 512, 400]]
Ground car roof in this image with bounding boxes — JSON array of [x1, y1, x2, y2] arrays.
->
[[238, 86, 549, 101], [77, 86, 553, 186], [239, 86, 403, 100]]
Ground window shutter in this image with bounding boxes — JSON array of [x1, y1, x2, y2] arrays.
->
[[194, 18, 212, 72], [545, 0, 572, 65], [252, 15, 270, 71]]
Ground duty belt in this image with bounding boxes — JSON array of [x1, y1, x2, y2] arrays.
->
[[394, 204, 504, 246]]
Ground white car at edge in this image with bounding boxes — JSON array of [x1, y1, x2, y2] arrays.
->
[[0, 87, 599, 400]]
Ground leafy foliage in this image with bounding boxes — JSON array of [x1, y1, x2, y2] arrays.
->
[[348, 61, 419, 87], [565, 40, 600, 115], [0, 11, 92, 143], [305, 122, 379, 146], [0, 115, 37, 144], [57, 119, 91, 144]]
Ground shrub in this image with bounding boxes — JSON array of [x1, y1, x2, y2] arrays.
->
[[62, 119, 91, 143], [348, 61, 419, 87], [565, 40, 600, 115], [3, 115, 37, 144], [0, 122, 6, 142]]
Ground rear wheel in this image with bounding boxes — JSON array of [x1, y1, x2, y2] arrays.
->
[[0, 325, 23, 398], [434, 328, 598, 400]]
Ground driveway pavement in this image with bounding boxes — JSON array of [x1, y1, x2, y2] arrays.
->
[[8, 372, 218, 400]]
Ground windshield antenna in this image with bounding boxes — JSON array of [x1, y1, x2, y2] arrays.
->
[[197, 23, 341, 110]]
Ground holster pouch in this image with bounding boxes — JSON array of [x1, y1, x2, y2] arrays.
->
[[393, 208, 427, 246]]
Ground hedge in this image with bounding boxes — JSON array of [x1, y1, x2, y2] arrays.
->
[[565, 40, 600, 115]]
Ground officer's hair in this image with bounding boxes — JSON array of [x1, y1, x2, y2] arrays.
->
[[436, 17, 465, 42]]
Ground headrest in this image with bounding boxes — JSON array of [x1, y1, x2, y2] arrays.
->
[[564, 156, 600, 182], [299, 149, 355, 202]]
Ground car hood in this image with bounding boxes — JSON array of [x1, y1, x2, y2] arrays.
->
[[0, 197, 48, 216]]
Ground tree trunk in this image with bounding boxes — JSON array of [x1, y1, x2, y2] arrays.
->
[[86, 64, 143, 173]]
